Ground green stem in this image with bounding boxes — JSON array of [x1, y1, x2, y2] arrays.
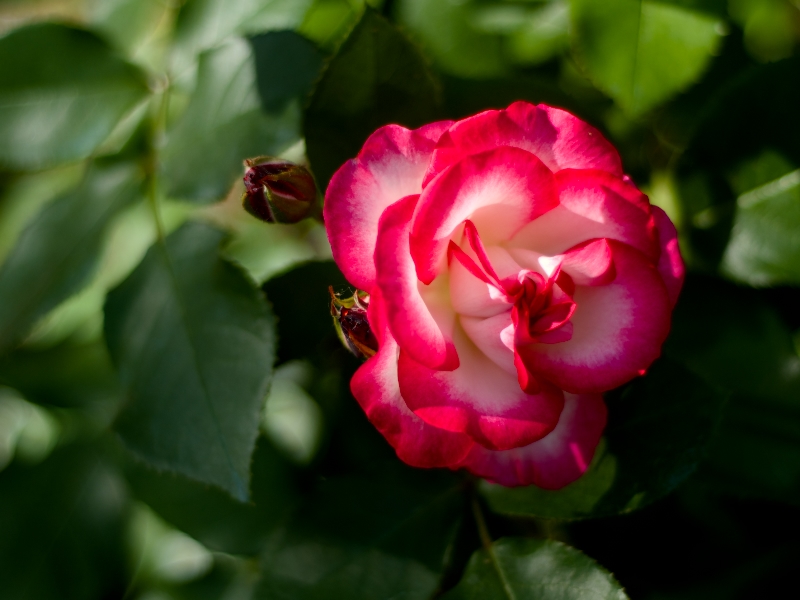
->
[[471, 494, 493, 552], [146, 80, 170, 242]]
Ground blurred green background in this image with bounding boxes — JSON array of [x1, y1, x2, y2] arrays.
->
[[0, 0, 799, 598]]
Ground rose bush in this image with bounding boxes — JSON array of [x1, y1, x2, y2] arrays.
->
[[324, 101, 684, 488]]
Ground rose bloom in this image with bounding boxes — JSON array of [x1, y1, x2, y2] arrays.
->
[[324, 102, 684, 488]]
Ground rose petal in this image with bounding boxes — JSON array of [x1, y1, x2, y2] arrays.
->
[[507, 169, 658, 261], [558, 238, 617, 287], [398, 324, 565, 451], [350, 290, 474, 468], [375, 194, 459, 371], [411, 146, 558, 283], [651, 206, 685, 307], [325, 121, 453, 290], [458, 393, 607, 488], [422, 102, 622, 186], [460, 312, 516, 375], [518, 241, 672, 394]]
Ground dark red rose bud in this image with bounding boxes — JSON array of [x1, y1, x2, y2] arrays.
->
[[329, 286, 378, 359], [242, 156, 318, 224]]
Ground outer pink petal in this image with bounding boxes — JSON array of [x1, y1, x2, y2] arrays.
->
[[375, 194, 459, 370], [351, 290, 474, 468], [422, 102, 622, 186], [411, 146, 558, 283], [651, 206, 685, 307], [508, 169, 658, 261], [397, 325, 565, 451], [520, 241, 672, 394], [324, 121, 453, 291], [458, 393, 607, 489]]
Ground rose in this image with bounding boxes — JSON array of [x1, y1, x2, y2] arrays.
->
[[324, 102, 684, 488]]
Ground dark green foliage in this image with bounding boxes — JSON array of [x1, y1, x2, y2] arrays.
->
[[481, 359, 724, 519], [105, 222, 276, 500], [255, 466, 466, 600], [304, 8, 441, 189], [250, 30, 326, 112], [0, 442, 129, 600], [125, 437, 297, 555]]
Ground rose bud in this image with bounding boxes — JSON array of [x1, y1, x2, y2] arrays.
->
[[242, 156, 318, 224], [324, 101, 685, 489], [329, 287, 378, 359]]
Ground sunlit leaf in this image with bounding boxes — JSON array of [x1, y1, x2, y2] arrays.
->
[[304, 8, 441, 190], [0, 24, 149, 169], [481, 359, 724, 519], [0, 161, 144, 355], [570, 0, 723, 114], [720, 151, 800, 286], [442, 537, 628, 600], [104, 221, 276, 500], [162, 38, 301, 203], [87, 0, 174, 69], [171, 0, 313, 72], [255, 466, 465, 600]]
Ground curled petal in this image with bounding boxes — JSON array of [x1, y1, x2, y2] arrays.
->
[[398, 325, 565, 451], [559, 238, 617, 287], [422, 102, 622, 186], [508, 169, 658, 261], [518, 241, 671, 394], [325, 121, 453, 291], [411, 146, 558, 283], [652, 206, 685, 307], [458, 393, 607, 488]]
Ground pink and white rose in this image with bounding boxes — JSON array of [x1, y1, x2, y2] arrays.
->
[[324, 101, 684, 488]]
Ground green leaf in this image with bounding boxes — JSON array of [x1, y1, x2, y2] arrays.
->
[[171, 0, 313, 72], [0, 24, 149, 170], [261, 261, 348, 364], [304, 8, 441, 190], [442, 537, 628, 600], [250, 31, 325, 113], [86, 0, 175, 71], [161, 38, 301, 203], [0, 340, 121, 409], [664, 275, 800, 504], [570, 0, 723, 115], [0, 161, 144, 355], [255, 466, 466, 600], [0, 442, 129, 600], [481, 358, 724, 519], [665, 274, 800, 402], [720, 151, 800, 286], [104, 221, 276, 501], [125, 437, 297, 556], [397, 0, 509, 78]]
